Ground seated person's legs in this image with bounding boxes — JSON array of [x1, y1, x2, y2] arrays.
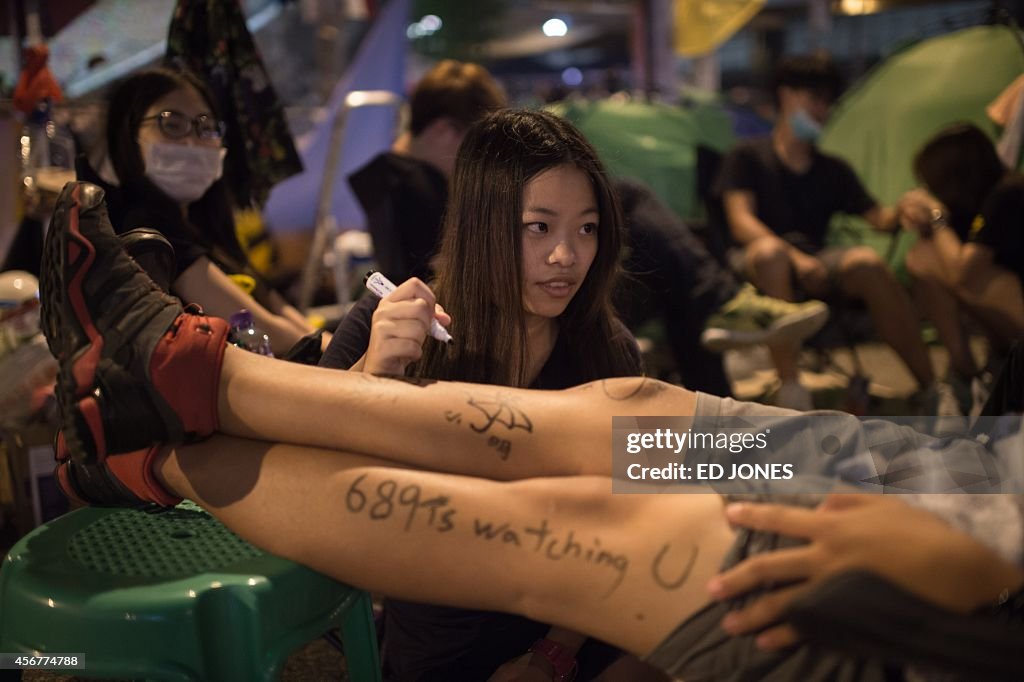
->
[[616, 179, 827, 397], [830, 245, 935, 391], [735, 235, 822, 409], [615, 179, 735, 396], [739, 234, 796, 302], [904, 239, 978, 383]]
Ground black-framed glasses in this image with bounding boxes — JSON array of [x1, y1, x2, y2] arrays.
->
[[140, 110, 226, 141]]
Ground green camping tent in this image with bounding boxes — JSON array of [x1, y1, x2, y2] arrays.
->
[[821, 25, 1024, 261], [824, 24, 1024, 204], [549, 98, 735, 221]]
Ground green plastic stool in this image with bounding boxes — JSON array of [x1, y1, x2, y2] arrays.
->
[[0, 502, 381, 681]]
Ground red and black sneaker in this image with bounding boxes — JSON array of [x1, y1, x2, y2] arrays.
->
[[54, 431, 181, 508], [120, 227, 177, 292], [40, 182, 229, 464]]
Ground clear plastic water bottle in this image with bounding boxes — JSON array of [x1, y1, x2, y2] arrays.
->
[[228, 309, 274, 357], [20, 99, 76, 198]]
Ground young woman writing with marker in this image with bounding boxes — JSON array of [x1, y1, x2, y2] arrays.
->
[[319, 109, 643, 681], [43, 137, 1023, 682]]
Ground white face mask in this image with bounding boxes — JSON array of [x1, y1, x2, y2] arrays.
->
[[142, 142, 226, 203]]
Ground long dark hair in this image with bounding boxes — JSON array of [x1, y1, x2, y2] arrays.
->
[[106, 67, 245, 266], [914, 123, 1007, 236], [415, 109, 635, 386]]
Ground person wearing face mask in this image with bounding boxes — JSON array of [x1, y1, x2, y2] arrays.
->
[[714, 54, 950, 416], [97, 68, 319, 355]]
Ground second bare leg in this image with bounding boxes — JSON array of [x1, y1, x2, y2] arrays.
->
[[155, 435, 734, 656]]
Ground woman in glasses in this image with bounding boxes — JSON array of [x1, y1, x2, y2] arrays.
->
[[100, 67, 316, 354]]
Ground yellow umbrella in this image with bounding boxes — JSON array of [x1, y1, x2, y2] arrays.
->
[[674, 0, 765, 57]]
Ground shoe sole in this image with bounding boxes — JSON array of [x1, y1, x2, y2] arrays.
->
[[41, 183, 110, 464], [701, 303, 829, 353], [41, 183, 104, 392], [42, 183, 197, 466], [42, 184, 175, 465]]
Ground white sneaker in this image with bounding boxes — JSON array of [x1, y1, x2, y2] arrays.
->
[[773, 380, 814, 411]]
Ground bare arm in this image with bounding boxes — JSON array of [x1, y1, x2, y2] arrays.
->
[[264, 288, 320, 333], [723, 190, 777, 246], [155, 434, 734, 656], [896, 188, 975, 281], [173, 256, 313, 352], [862, 204, 899, 233], [913, 212, 1002, 296], [951, 240, 995, 293], [724, 189, 829, 294]]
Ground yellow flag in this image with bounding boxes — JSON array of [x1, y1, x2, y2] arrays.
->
[[674, 0, 765, 57]]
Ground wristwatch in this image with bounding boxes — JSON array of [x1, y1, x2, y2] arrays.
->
[[930, 207, 950, 232], [529, 638, 578, 682]]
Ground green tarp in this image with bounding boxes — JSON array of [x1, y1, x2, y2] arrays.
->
[[549, 98, 735, 220]]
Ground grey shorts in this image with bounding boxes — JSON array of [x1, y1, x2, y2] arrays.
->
[[643, 493, 887, 682], [641, 395, 1024, 680], [727, 243, 851, 298]]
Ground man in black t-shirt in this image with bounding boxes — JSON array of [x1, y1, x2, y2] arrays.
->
[[348, 152, 448, 283], [715, 55, 943, 411], [349, 60, 507, 283]]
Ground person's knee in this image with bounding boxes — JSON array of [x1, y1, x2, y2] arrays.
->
[[839, 247, 892, 291], [746, 237, 790, 273]]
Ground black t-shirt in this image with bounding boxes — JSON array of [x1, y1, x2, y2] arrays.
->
[[322, 295, 642, 388], [320, 295, 642, 680], [969, 173, 1024, 282], [77, 160, 274, 305], [348, 152, 448, 283], [714, 137, 877, 252], [118, 196, 276, 308], [77, 158, 217, 275]]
